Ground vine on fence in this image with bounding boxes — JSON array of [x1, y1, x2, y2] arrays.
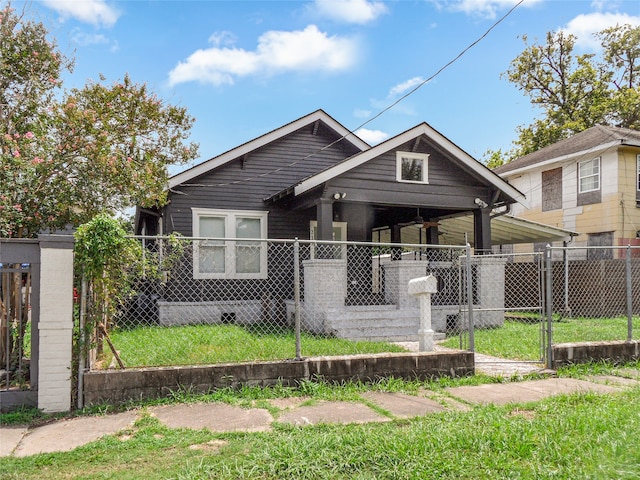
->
[[74, 214, 185, 369], [74, 214, 143, 368]]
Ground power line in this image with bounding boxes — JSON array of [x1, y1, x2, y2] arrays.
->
[[180, 0, 525, 189]]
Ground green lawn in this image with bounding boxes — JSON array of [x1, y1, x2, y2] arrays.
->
[[442, 316, 640, 361], [106, 323, 406, 368], [2, 384, 640, 479], [105, 316, 640, 368]]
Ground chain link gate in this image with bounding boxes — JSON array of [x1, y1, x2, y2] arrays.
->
[[460, 251, 547, 366]]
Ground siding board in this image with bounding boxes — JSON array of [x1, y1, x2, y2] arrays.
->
[[167, 123, 360, 237]]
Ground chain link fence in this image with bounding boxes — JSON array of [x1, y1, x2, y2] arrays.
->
[[453, 251, 547, 362], [80, 239, 640, 371], [84, 237, 468, 369], [546, 245, 640, 346]]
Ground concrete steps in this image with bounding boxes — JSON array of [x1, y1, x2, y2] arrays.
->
[[327, 307, 422, 341]]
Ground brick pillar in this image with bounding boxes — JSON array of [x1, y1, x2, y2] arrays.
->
[[37, 235, 75, 413], [384, 260, 430, 308]]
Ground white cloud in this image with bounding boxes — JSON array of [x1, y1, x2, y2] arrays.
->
[[355, 128, 389, 144], [169, 25, 359, 86], [353, 108, 372, 119], [389, 77, 426, 98], [312, 0, 388, 24], [208, 31, 237, 48], [563, 12, 640, 49], [42, 0, 120, 28], [431, 0, 541, 19], [590, 0, 622, 12], [71, 29, 118, 51]]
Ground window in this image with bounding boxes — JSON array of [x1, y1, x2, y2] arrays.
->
[[192, 208, 268, 279], [542, 167, 562, 211], [396, 152, 429, 184], [637, 155, 640, 192], [578, 157, 600, 193]]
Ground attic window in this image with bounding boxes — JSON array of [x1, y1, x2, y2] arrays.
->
[[396, 152, 429, 184]]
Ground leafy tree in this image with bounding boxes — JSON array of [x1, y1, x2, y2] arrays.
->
[[487, 24, 639, 165], [0, 2, 198, 381], [597, 24, 640, 129], [0, 2, 199, 238]]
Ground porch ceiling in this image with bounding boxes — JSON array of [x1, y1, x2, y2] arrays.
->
[[394, 214, 578, 246]]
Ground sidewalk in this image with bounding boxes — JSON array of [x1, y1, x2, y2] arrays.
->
[[2, 372, 638, 458]]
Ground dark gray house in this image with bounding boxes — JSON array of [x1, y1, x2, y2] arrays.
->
[[137, 109, 529, 250], [135, 110, 574, 338]]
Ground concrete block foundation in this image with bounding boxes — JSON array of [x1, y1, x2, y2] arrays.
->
[[82, 351, 474, 406]]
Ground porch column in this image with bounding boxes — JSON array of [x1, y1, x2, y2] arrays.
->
[[473, 208, 492, 254], [426, 224, 439, 245], [391, 224, 402, 260], [316, 198, 334, 241]]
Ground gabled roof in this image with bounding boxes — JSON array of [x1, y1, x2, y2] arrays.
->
[[494, 125, 640, 176], [269, 121, 528, 208], [169, 109, 370, 189]]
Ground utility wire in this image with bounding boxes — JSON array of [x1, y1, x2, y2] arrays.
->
[[181, 0, 525, 189]]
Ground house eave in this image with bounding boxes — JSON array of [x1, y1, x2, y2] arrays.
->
[[500, 140, 625, 178], [169, 110, 370, 189], [292, 123, 529, 208]]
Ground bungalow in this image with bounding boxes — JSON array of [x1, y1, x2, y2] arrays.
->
[[136, 110, 573, 339]]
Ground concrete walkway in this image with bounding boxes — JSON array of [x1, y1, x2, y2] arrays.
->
[[2, 373, 638, 458]]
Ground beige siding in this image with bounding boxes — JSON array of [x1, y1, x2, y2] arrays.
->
[[500, 146, 640, 250]]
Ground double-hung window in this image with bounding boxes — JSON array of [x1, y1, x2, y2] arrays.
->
[[396, 152, 429, 184], [192, 208, 268, 279], [578, 157, 600, 193]]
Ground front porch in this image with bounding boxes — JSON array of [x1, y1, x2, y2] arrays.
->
[[149, 238, 507, 343]]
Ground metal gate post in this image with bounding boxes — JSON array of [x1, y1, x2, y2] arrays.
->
[[626, 245, 633, 341], [293, 238, 302, 360], [545, 245, 553, 369], [465, 243, 475, 352]]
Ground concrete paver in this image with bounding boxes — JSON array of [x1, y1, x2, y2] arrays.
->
[[361, 392, 447, 418], [150, 403, 273, 432], [520, 378, 621, 396], [446, 378, 621, 406], [2, 371, 637, 458], [586, 375, 640, 387], [11, 411, 138, 458], [0, 426, 28, 457], [446, 382, 550, 405], [278, 401, 387, 426]]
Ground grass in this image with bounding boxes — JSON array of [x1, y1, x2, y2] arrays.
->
[[2, 381, 639, 479], [442, 316, 640, 361], [105, 323, 406, 368], [103, 314, 640, 368]]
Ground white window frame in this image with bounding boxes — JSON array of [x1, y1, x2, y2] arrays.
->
[[636, 155, 640, 192], [310, 221, 347, 259], [578, 157, 600, 194], [192, 208, 268, 279], [396, 151, 429, 184]]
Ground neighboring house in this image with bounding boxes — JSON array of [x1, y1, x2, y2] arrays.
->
[[494, 125, 640, 258], [135, 110, 573, 338]]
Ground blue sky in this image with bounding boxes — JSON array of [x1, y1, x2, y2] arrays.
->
[[16, 0, 640, 173]]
